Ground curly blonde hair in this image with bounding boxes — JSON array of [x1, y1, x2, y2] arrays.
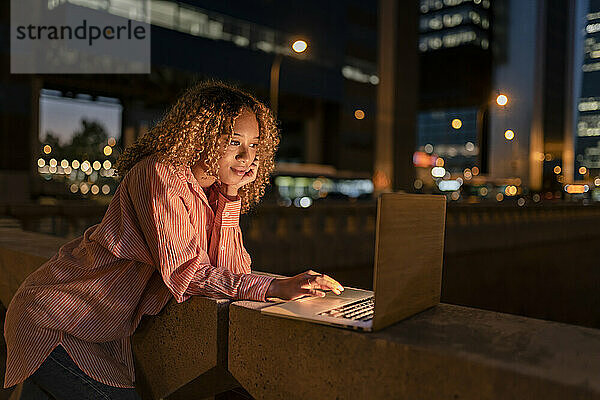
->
[[115, 80, 280, 213]]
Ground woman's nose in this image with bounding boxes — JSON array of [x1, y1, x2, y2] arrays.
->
[[236, 147, 251, 163]]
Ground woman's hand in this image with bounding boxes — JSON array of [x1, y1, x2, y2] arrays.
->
[[220, 157, 259, 197], [266, 270, 345, 301]]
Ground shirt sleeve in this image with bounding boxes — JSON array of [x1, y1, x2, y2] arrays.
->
[[127, 159, 274, 303]]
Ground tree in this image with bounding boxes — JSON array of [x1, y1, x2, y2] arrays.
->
[[66, 119, 109, 161]]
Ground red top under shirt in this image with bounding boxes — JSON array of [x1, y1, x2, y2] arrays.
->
[[3, 155, 274, 388]]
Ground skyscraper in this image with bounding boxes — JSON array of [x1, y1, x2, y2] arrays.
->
[[576, 0, 600, 182]]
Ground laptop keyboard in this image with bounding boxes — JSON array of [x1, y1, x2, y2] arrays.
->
[[317, 296, 374, 321]]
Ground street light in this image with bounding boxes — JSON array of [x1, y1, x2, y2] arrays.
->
[[496, 94, 508, 106], [270, 39, 308, 119]]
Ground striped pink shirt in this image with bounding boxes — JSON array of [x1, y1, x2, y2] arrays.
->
[[3, 155, 274, 388]]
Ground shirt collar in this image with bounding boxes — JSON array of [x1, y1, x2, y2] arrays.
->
[[174, 165, 212, 207]]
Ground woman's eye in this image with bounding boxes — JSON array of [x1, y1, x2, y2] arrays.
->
[[249, 143, 259, 148], [229, 140, 240, 146]]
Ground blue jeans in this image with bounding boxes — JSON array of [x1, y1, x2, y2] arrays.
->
[[20, 345, 141, 400]]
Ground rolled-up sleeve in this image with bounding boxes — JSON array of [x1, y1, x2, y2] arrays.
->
[[127, 159, 274, 302]]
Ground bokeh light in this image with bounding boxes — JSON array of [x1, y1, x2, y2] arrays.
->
[[292, 40, 307, 53]]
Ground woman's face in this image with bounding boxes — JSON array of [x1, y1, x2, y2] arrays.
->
[[217, 108, 260, 185]]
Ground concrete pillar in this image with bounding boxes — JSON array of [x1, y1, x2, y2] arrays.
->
[[528, 0, 546, 191], [489, 0, 545, 188], [374, 0, 397, 192], [0, 77, 40, 203], [562, 0, 576, 183], [375, 0, 419, 193]]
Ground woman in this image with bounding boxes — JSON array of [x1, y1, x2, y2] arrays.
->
[[4, 81, 343, 399]]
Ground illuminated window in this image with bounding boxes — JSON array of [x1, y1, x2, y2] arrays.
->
[[151, 0, 177, 29], [178, 6, 209, 37]]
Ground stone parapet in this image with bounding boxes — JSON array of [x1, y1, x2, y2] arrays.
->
[[229, 301, 600, 400]]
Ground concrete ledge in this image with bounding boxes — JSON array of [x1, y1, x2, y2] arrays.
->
[[0, 228, 68, 307], [133, 296, 238, 400], [229, 301, 600, 399]]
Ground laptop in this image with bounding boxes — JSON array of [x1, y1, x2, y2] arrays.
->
[[260, 192, 447, 332]]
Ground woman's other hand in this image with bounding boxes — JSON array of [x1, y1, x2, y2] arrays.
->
[[219, 157, 259, 198], [266, 270, 344, 301], [232, 157, 259, 190]]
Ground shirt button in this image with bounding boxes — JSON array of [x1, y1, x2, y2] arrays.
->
[[221, 245, 226, 251], [224, 212, 230, 217]]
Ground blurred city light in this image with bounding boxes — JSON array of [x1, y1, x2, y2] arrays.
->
[[108, 137, 116, 146], [565, 184, 589, 194], [451, 118, 462, 129], [464, 168, 472, 180], [43, 145, 52, 154], [505, 185, 518, 196], [579, 166, 587, 175], [504, 129, 515, 140], [431, 167, 446, 177], [496, 94, 508, 106], [438, 180, 462, 191], [37, 158, 45, 168], [554, 166, 562, 174], [354, 109, 365, 120], [299, 196, 312, 208], [103, 146, 113, 156], [72, 160, 80, 169], [292, 40, 308, 53]]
